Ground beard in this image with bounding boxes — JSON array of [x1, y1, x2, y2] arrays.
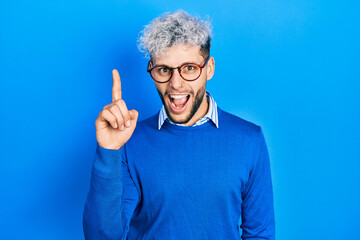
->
[[157, 83, 207, 125]]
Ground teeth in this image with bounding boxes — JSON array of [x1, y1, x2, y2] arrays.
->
[[170, 94, 188, 99]]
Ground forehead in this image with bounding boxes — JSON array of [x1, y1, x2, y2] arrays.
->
[[154, 44, 204, 66]]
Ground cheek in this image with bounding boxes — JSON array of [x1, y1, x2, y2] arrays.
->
[[192, 79, 207, 94], [155, 83, 166, 95]]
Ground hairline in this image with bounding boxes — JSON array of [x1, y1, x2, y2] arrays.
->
[[150, 41, 210, 64]]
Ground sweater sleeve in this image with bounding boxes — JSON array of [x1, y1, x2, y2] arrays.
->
[[83, 144, 140, 240], [240, 127, 275, 240]]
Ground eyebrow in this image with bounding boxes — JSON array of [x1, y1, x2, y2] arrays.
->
[[154, 61, 199, 67]]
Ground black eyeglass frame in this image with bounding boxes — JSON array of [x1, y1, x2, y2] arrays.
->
[[147, 56, 210, 83]]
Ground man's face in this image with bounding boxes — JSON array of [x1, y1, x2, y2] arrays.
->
[[152, 44, 215, 126]]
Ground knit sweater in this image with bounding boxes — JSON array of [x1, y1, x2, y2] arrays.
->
[[83, 107, 275, 239]]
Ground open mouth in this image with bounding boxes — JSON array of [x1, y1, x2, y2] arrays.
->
[[168, 94, 190, 113]]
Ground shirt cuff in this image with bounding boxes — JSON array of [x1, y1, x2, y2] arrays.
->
[[92, 144, 124, 178]]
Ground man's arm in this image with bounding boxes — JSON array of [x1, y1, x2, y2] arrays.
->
[[240, 127, 275, 240], [83, 144, 140, 239], [83, 69, 139, 239]]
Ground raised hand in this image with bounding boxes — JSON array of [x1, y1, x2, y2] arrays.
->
[[95, 69, 139, 150]]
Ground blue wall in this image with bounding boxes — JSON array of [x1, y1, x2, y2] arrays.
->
[[1, 0, 359, 239]]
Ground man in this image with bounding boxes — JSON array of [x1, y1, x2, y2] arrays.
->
[[83, 10, 275, 240]]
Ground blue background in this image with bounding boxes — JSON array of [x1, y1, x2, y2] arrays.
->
[[1, 0, 359, 239]]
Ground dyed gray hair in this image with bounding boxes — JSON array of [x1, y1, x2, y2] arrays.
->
[[137, 10, 212, 60]]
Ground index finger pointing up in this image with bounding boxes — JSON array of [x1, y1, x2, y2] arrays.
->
[[112, 69, 122, 102]]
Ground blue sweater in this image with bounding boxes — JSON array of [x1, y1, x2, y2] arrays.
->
[[83, 107, 275, 239]]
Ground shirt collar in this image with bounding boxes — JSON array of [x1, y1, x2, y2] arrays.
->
[[158, 91, 219, 130]]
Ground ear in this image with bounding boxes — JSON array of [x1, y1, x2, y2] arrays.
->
[[148, 60, 153, 70], [206, 57, 215, 80]]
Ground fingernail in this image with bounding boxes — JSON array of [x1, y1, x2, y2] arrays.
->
[[126, 120, 131, 127], [115, 123, 118, 128], [120, 125, 125, 130]]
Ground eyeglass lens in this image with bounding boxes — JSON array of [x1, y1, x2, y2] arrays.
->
[[151, 64, 201, 82]]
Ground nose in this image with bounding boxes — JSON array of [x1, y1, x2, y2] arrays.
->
[[169, 68, 185, 89]]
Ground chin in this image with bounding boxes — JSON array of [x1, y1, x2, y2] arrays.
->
[[168, 112, 192, 124]]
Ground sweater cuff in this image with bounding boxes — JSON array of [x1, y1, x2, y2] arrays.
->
[[92, 144, 124, 178]]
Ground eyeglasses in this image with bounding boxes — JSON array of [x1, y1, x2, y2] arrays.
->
[[147, 57, 210, 83]]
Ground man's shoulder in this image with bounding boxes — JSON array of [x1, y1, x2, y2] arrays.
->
[[218, 107, 262, 138], [134, 112, 159, 132], [125, 113, 159, 147]]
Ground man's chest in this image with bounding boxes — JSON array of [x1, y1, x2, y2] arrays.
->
[[126, 141, 250, 211]]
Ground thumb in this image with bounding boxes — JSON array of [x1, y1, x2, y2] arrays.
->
[[129, 109, 139, 121]]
